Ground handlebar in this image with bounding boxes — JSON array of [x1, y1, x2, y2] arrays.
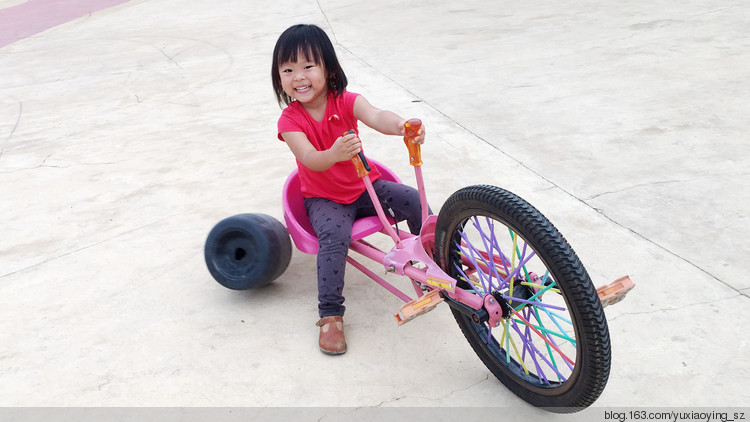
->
[[350, 118, 423, 178], [348, 119, 429, 241], [348, 130, 371, 178], [403, 118, 422, 167]]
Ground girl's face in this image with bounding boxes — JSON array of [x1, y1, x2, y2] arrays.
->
[[278, 52, 328, 108]]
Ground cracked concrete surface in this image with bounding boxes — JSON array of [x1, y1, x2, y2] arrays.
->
[[1, 0, 749, 415]]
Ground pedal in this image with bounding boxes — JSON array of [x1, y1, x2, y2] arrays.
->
[[597, 276, 635, 307], [394, 289, 444, 326]]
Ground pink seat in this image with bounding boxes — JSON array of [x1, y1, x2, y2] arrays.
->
[[282, 159, 402, 254]]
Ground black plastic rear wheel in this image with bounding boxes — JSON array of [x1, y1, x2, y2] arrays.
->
[[204, 213, 291, 290], [434, 185, 610, 412]]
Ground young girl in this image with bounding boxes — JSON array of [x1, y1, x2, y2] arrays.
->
[[272, 24, 426, 355]]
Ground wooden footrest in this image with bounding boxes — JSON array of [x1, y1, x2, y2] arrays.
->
[[597, 276, 635, 307], [394, 289, 444, 326]]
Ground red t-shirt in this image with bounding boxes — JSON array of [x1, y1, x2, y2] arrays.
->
[[277, 91, 381, 204]]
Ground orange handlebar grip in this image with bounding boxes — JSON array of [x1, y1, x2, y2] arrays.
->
[[345, 130, 370, 178], [403, 118, 422, 167], [352, 153, 370, 178]]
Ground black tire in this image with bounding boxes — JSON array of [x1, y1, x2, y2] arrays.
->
[[434, 185, 610, 412], [204, 213, 292, 290]]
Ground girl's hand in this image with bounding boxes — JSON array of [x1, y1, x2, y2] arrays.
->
[[329, 131, 362, 163], [400, 119, 426, 144]]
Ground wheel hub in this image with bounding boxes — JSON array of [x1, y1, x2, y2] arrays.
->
[[507, 279, 536, 309]]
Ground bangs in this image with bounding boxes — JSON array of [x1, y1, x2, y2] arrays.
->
[[275, 32, 323, 66]]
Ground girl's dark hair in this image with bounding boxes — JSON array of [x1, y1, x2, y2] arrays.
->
[[271, 24, 348, 107]]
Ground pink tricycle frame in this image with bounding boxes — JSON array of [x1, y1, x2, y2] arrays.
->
[[282, 157, 492, 325]]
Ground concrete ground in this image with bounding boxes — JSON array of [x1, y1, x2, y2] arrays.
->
[[1, 0, 748, 417]]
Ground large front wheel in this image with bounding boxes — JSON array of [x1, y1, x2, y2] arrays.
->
[[434, 185, 611, 412]]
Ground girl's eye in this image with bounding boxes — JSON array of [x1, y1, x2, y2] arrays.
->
[[281, 68, 292, 74]]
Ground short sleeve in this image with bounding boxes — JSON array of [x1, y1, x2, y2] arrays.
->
[[341, 91, 359, 116], [277, 107, 304, 141]]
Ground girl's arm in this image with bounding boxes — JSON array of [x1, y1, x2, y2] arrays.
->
[[280, 130, 361, 171], [353, 96, 425, 143]]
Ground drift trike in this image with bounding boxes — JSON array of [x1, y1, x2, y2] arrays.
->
[[204, 119, 634, 411]]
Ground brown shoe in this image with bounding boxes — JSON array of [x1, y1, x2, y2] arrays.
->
[[316, 316, 346, 355]]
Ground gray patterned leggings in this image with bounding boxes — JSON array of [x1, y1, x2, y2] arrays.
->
[[304, 179, 428, 317]]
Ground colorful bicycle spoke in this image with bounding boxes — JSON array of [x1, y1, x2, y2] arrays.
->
[[455, 216, 577, 384]]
